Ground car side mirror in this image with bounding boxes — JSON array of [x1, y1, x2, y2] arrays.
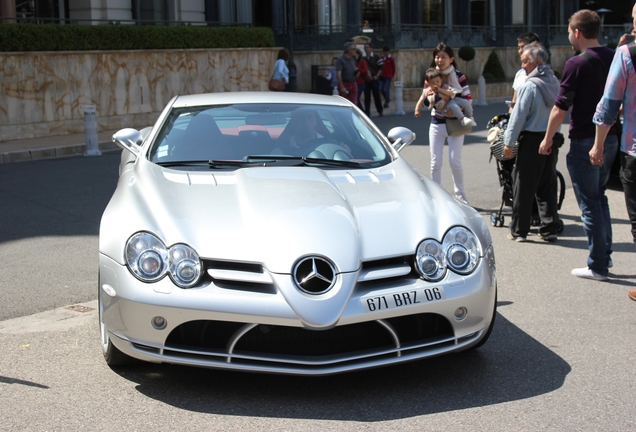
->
[[112, 128, 143, 156], [387, 127, 416, 153]]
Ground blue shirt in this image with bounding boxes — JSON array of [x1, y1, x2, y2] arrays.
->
[[593, 44, 636, 156], [272, 59, 289, 82]]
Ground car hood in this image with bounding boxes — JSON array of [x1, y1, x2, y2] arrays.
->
[[100, 158, 489, 274]]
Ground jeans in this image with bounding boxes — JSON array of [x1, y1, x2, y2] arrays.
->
[[428, 122, 465, 196], [566, 136, 618, 275], [379, 77, 392, 105], [619, 151, 636, 244]]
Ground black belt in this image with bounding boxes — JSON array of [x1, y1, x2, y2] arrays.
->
[[343, 80, 355, 83]]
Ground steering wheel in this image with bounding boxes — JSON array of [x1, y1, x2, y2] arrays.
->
[[303, 138, 354, 160]]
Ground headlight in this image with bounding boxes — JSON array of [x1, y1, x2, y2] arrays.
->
[[442, 226, 480, 275], [125, 232, 201, 288], [126, 232, 168, 282], [415, 226, 480, 281], [169, 244, 201, 288], [415, 239, 446, 281]]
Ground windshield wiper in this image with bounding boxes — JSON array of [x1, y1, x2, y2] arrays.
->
[[246, 155, 361, 168], [157, 160, 258, 168], [158, 156, 361, 169], [303, 157, 361, 168]]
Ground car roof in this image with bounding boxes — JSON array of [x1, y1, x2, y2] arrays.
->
[[171, 91, 354, 109]]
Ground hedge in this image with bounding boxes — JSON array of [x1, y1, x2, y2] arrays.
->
[[0, 24, 275, 51]]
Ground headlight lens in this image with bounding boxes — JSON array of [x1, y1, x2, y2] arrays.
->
[[126, 232, 168, 282], [125, 232, 201, 288], [169, 244, 201, 288], [415, 239, 446, 281], [415, 226, 480, 280], [442, 226, 480, 274]]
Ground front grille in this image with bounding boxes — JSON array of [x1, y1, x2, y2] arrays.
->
[[164, 313, 453, 362]]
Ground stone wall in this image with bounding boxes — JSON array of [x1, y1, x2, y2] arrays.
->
[[0, 45, 575, 142]]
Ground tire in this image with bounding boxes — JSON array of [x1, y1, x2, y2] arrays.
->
[[99, 278, 135, 367], [468, 290, 497, 351]]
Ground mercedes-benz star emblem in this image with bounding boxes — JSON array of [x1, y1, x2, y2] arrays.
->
[[293, 256, 336, 294]]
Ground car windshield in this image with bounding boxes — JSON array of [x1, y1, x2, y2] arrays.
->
[[148, 103, 393, 169]]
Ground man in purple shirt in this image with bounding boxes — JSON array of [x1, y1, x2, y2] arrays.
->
[[593, 4, 636, 300], [539, 9, 618, 281]]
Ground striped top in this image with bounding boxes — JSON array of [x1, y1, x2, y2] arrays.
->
[[422, 69, 472, 124], [593, 44, 636, 156]]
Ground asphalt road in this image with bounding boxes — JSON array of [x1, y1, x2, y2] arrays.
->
[[0, 102, 635, 430]]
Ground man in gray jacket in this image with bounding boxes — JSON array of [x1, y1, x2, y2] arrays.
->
[[504, 42, 561, 242]]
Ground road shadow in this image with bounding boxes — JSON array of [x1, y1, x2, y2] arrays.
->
[[0, 152, 121, 243], [112, 312, 571, 421]]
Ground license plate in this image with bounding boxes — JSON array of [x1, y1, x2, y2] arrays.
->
[[361, 287, 446, 313]]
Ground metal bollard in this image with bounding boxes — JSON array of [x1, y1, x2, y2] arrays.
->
[[477, 76, 488, 106], [83, 105, 102, 157], [393, 80, 405, 115]]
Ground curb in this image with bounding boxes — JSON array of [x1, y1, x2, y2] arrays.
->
[[1, 140, 119, 164]]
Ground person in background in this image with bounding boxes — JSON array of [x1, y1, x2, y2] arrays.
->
[[414, 43, 473, 205], [539, 9, 617, 281], [355, 49, 369, 111], [593, 2, 636, 301], [336, 42, 359, 104], [271, 48, 290, 91], [326, 57, 338, 94], [379, 46, 395, 109], [363, 43, 384, 117], [503, 42, 561, 243], [510, 33, 541, 112]]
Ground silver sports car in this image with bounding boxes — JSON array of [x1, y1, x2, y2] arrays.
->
[[100, 92, 496, 375]]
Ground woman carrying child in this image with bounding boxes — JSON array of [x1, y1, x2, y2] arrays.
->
[[415, 43, 475, 205]]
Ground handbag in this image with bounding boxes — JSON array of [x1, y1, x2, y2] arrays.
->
[[445, 118, 472, 136], [363, 72, 372, 83], [268, 77, 285, 92]]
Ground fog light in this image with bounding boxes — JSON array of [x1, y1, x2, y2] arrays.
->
[[454, 307, 468, 321], [151, 316, 167, 330]]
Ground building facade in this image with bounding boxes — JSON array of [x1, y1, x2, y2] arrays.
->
[[2, 0, 587, 49]]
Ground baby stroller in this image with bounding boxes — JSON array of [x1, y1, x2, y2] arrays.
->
[[486, 113, 565, 232]]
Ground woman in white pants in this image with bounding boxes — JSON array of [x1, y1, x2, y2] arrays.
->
[[415, 43, 474, 205]]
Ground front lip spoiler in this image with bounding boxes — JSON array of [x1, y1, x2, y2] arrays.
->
[[108, 327, 487, 376]]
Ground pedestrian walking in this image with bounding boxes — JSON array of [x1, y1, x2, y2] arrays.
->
[[509, 33, 541, 112], [379, 46, 395, 108], [355, 49, 370, 111], [269, 49, 289, 92], [503, 42, 561, 242], [336, 42, 359, 104], [414, 43, 473, 205], [592, 3, 636, 299], [540, 9, 618, 281], [363, 43, 384, 117]]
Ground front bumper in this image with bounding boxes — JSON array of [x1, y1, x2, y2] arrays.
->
[[99, 246, 496, 375]]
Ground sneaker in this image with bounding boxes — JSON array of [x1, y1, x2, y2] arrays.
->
[[629, 290, 636, 301], [454, 194, 469, 205], [461, 117, 477, 127], [571, 267, 608, 281], [537, 232, 558, 242], [507, 233, 527, 242], [384, 103, 389, 108], [608, 259, 613, 268]]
